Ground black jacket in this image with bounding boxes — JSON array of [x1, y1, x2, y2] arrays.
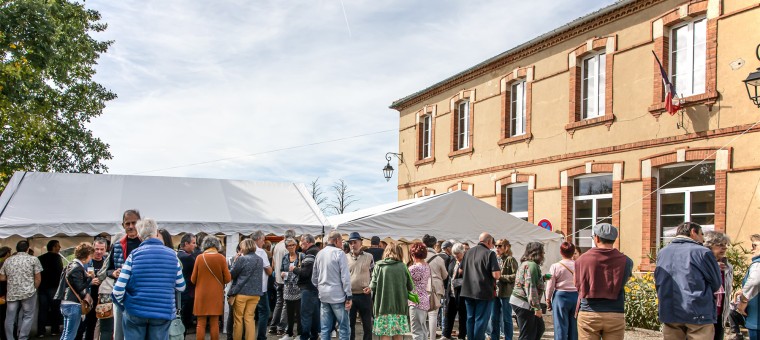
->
[[293, 245, 319, 292], [445, 259, 463, 299], [54, 262, 92, 303], [38, 252, 64, 290]]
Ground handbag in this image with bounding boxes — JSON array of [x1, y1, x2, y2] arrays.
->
[[426, 255, 442, 311], [168, 291, 185, 340], [65, 264, 92, 315]]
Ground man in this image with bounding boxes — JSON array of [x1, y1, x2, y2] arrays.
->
[[312, 231, 352, 340], [364, 236, 384, 262], [574, 223, 633, 340], [107, 209, 142, 340], [0, 241, 42, 340], [293, 234, 320, 340], [738, 234, 760, 340], [346, 232, 373, 340], [36, 239, 63, 337], [177, 233, 197, 334], [423, 234, 449, 340], [655, 222, 722, 339], [251, 231, 274, 340], [76, 238, 107, 340], [270, 230, 296, 335], [442, 243, 467, 340], [112, 218, 186, 338], [459, 233, 500, 340]]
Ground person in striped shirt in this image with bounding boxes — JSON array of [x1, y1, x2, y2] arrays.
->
[[112, 218, 186, 340]]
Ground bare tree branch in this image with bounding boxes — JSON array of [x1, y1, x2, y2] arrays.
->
[[327, 179, 358, 215], [308, 177, 328, 213]]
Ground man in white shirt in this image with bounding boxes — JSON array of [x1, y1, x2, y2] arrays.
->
[[312, 231, 352, 340], [270, 229, 296, 335], [252, 231, 274, 340]]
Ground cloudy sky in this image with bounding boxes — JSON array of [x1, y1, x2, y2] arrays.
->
[[86, 0, 616, 214]]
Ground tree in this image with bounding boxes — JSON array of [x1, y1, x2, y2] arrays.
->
[[307, 177, 328, 213], [327, 179, 358, 215], [0, 0, 116, 192]]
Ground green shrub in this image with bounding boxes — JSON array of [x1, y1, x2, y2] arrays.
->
[[624, 272, 660, 331], [726, 241, 752, 293]]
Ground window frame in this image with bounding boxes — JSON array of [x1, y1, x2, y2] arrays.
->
[[510, 81, 527, 137], [581, 53, 606, 120], [421, 114, 432, 159], [668, 17, 706, 98], [656, 162, 715, 247], [457, 100, 470, 150], [572, 174, 614, 249], [505, 183, 529, 221]]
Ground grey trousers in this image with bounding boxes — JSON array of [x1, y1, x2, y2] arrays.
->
[[5, 293, 37, 340], [112, 304, 123, 340], [409, 306, 429, 340]]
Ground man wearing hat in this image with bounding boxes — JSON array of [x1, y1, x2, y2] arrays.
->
[[365, 236, 384, 262], [346, 232, 374, 340], [573, 223, 633, 340]]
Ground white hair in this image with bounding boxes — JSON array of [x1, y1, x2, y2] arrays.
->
[[452, 243, 465, 255], [136, 218, 158, 241]]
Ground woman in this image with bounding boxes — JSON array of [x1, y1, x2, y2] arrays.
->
[[370, 242, 414, 340], [739, 234, 760, 340], [545, 242, 578, 340], [58, 242, 95, 340], [703, 231, 733, 340], [443, 243, 467, 340], [229, 239, 264, 340], [572, 247, 582, 261], [158, 228, 174, 249], [0, 246, 12, 340], [492, 239, 518, 340], [510, 242, 546, 340], [280, 238, 302, 340], [407, 242, 430, 340], [191, 236, 231, 340]]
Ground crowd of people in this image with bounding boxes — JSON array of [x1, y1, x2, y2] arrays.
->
[[0, 210, 757, 340]]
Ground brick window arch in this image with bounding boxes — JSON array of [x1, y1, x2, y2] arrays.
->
[[648, 0, 720, 117], [560, 161, 623, 250], [638, 147, 730, 271], [413, 187, 436, 198], [447, 181, 474, 195], [415, 105, 436, 166], [499, 66, 534, 146], [449, 89, 475, 158], [566, 36, 616, 135], [495, 173, 535, 222]]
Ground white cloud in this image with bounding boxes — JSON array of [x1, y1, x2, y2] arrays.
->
[[86, 0, 616, 211]]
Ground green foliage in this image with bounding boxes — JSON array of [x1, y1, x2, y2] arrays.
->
[[727, 241, 752, 293], [0, 0, 115, 191], [624, 273, 661, 331]]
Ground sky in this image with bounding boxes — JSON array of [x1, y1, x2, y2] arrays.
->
[[86, 0, 617, 214]]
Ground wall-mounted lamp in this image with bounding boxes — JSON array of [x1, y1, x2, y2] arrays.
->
[[383, 152, 404, 182], [744, 44, 760, 107]]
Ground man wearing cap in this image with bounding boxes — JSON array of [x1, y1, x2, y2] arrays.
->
[[346, 232, 374, 340], [574, 223, 633, 340], [365, 236, 384, 263], [655, 222, 721, 339]]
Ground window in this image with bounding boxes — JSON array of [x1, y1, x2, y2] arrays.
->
[[421, 114, 432, 159], [670, 18, 706, 98], [582, 53, 606, 119], [658, 162, 715, 246], [457, 100, 470, 150], [573, 175, 613, 250], [504, 184, 528, 221], [510, 82, 526, 136]]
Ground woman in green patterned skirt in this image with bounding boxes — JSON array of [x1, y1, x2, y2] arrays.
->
[[370, 242, 415, 340]]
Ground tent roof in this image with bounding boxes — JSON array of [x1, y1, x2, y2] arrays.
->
[[0, 171, 329, 238], [329, 190, 562, 245]]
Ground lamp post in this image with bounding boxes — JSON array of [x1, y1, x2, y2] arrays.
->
[[744, 44, 760, 107], [383, 152, 404, 182]]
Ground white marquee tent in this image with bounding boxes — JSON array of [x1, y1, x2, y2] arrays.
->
[[0, 171, 330, 239], [329, 190, 564, 268]]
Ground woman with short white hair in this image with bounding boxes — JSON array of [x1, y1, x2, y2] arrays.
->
[[703, 231, 733, 340]]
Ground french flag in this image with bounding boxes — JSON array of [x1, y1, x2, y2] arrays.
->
[[652, 51, 681, 115]]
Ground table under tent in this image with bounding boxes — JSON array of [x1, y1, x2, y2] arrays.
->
[[328, 190, 564, 271]]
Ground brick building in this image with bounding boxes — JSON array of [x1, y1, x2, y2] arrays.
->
[[389, 0, 760, 270]]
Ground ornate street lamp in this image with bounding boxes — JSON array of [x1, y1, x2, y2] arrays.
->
[[744, 44, 760, 107], [382, 152, 404, 182]]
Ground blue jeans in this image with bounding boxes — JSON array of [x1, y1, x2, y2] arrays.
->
[[256, 292, 271, 340], [551, 291, 578, 340], [122, 311, 171, 340], [300, 290, 320, 340], [464, 298, 493, 340], [750, 329, 759, 340], [60, 303, 82, 340], [5, 292, 36, 340], [489, 297, 513, 340], [320, 302, 350, 340]]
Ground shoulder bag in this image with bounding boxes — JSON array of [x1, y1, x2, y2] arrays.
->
[[168, 291, 185, 340], [95, 256, 114, 319], [426, 254, 442, 310], [65, 264, 93, 315]]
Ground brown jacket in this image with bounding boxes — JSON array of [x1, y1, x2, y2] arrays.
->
[[191, 249, 231, 316]]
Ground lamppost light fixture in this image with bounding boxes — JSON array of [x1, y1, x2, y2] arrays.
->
[[383, 152, 404, 182], [744, 44, 760, 108]]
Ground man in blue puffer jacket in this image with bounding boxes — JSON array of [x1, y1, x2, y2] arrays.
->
[[655, 222, 722, 339], [113, 218, 186, 340]]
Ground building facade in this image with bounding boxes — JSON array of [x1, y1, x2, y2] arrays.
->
[[389, 0, 760, 270]]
